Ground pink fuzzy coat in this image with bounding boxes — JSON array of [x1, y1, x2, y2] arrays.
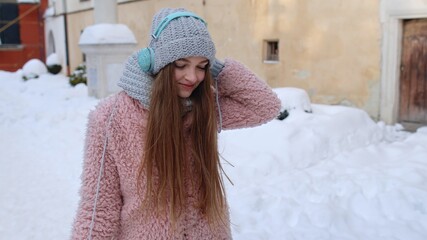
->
[[71, 59, 281, 239]]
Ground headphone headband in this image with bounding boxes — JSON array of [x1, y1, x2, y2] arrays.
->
[[152, 11, 206, 39]]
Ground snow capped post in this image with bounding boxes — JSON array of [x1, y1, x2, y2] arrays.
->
[[79, 0, 137, 98]]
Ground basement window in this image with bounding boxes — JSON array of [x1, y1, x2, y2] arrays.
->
[[264, 40, 279, 63]]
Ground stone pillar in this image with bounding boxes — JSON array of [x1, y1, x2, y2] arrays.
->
[[79, 1, 137, 98], [79, 40, 136, 98]]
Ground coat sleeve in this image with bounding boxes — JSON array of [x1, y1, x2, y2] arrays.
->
[[71, 98, 122, 239], [216, 58, 281, 130]]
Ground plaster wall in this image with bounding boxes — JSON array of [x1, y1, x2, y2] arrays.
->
[[267, 0, 381, 118], [66, 10, 93, 72], [64, 0, 92, 13], [65, 0, 383, 120]]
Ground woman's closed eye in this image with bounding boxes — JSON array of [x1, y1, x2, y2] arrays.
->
[[197, 65, 207, 71], [174, 62, 186, 69], [174, 63, 207, 71], [197, 64, 208, 71]]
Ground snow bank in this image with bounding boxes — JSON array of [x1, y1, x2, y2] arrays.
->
[[0, 72, 426, 240]]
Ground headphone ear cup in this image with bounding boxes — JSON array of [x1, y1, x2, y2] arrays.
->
[[137, 47, 155, 73]]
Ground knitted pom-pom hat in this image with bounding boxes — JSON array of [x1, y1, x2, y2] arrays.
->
[[118, 8, 220, 109]]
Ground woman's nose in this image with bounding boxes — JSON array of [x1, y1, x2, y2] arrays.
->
[[184, 68, 198, 82]]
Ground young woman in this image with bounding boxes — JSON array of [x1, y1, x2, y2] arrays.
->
[[72, 7, 281, 239]]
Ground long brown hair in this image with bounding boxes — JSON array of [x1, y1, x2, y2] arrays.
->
[[138, 62, 227, 227]]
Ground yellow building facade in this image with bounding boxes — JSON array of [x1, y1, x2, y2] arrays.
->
[[63, 0, 382, 120]]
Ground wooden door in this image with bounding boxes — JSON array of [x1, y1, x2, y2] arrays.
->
[[399, 19, 427, 128]]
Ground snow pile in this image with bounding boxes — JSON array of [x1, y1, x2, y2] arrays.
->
[[220, 101, 427, 240], [0, 71, 426, 240], [275, 87, 312, 113], [46, 53, 61, 66], [0, 71, 98, 239]]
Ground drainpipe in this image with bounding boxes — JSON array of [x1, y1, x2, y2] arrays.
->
[[62, 0, 70, 75]]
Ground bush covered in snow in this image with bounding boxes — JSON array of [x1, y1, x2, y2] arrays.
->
[[274, 87, 312, 120], [46, 53, 62, 75], [22, 59, 48, 80], [69, 64, 87, 86]]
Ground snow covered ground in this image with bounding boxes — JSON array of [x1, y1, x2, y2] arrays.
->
[[0, 71, 426, 240]]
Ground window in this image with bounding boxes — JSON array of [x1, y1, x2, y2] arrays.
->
[[0, 3, 21, 45], [264, 40, 279, 62]]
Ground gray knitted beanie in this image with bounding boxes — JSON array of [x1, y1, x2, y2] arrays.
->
[[149, 7, 216, 74], [118, 8, 219, 109], [118, 50, 153, 107]]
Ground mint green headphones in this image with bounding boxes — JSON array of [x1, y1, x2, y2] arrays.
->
[[137, 11, 207, 74]]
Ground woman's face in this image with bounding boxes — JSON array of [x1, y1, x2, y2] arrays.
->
[[173, 56, 208, 98]]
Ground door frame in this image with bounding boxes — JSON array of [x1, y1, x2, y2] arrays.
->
[[380, 8, 427, 124]]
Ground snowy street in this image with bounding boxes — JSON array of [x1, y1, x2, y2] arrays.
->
[[1, 71, 426, 240]]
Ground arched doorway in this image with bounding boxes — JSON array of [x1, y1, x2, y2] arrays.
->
[[47, 30, 55, 56]]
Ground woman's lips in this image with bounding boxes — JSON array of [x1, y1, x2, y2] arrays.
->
[[179, 83, 195, 89]]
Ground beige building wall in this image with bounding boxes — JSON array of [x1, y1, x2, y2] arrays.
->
[[66, 10, 93, 73], [65, 0, 382, 119], [65, 0, 92, 13]]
